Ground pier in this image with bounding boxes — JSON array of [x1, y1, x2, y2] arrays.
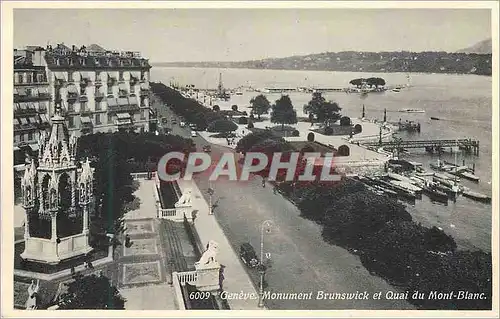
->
[[363, 138, 480, 156]]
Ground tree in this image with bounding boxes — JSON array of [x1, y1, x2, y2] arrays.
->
[[238, 116, 248, 124], [340, 116, 351, 126], [271, 95, 297, 130], [292, 129, 300, 137], [349, 78, 364, 87], [354, 124, 362, 133], [249, 94, 271, 119], [303, 92, 342, 126], [206, 119, 238, 134], [307, 132, 315, 142], [247, 121, 254, 129], [236, 130, 275, 154], [58, 274, 125, 309], [213, 105, 220, 112], [231, 105, 238, 111]]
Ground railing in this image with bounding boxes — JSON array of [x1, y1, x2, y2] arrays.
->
[[176, 271, 198, 286], [130, 171, 157, 180], [159, 208, 177, 218], [171, 272, 187, 310]]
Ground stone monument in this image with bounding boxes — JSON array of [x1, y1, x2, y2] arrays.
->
[[194, 240, 221, 292], [20, 107, 94, 264], [25, 279, 40, 310]]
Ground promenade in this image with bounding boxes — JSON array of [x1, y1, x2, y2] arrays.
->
[[177, 178, 264, 310]]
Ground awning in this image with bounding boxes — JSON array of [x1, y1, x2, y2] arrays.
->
[[81, 116, 92, 124], [38, 87, 49, 94], [119, 83, 128, 91], [140, 83, 149, 90], [15, 103, 21, 110], [107, 98, 118, 107], [107, 72, 117, 80], [128, 97, 137, 105], [14, 118, 21, 125], [31, 88, 39, 96], [29, 144, 39, 151], [17, 88, 27, 96], [14, 88, 19, 95], [19, 102, 28, 110], [130, 72, 140, 79], [54, 72, 68, 81], [28, 116, 37, 123], [80, 72, 91, 81], [28, 102, 36, 109], [67, 85, 78, 93], [40, 114, 49, 123], [116, 113, 131, 119], [118, 97, 129, 105], [19, 117, 28, 125]]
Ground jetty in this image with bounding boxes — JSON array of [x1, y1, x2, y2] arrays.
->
[[363, 138, 480, 156]]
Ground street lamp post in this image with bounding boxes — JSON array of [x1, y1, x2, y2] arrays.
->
[[208, 180, 214, 215], [258, 220, 273, 308]]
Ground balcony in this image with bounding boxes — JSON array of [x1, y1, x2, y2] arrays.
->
[[95, 92, 105, 100], [67, 92, 78, 100], [80, 109, 92, 117]]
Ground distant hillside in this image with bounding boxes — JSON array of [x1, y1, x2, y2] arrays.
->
[[155, 50, 492, 76], [457, 38, 492, 54]]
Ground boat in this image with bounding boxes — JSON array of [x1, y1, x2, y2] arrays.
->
[[461, 188, 491, 203], [235, 91, 243, 96], [430, 117, 440, 120], [457, 170, 480, 183], [392, 88, 401, 93], [398, 108, 425, 113]]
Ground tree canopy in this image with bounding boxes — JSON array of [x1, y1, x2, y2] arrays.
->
[[206, 119, 238, 134], [58, 274, 125, 309], [271, 95, 298, 130], [249, 94, 271, 119], [303, 92, 342, 126]]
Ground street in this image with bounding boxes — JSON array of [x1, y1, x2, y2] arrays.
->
[[155, 102, 414, 310]]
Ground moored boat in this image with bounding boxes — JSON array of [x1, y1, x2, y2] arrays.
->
[[462, 188, 491, 203], [398, 108, 425, 113]]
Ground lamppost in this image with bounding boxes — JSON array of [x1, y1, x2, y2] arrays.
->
[[208, 181, 214, 215], [258, 220, 273, 308]]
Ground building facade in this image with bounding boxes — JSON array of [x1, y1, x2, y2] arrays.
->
[[13, 44, 156, 150], [14, 48, 52, 153]]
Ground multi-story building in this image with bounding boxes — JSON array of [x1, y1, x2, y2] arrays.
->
[[14, 49, 51, 145], [42, 43, 155, 135], [13, 48, 52, 160]]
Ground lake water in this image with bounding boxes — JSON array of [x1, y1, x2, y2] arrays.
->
[[151, 67, 493, 252]]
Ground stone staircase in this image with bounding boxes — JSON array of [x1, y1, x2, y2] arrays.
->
[[159, 220, 189, 272]]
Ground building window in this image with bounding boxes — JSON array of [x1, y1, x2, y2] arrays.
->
[[95, 101, 102, 111], [36, 73, 45, 83], [26, 73, 33, 83], [67, 102, 74, 112], [68, 71, 74, 82], [95, 114, 101, 125], [18, 74, 24, 84], [20, 134, 25, 142], [81, 102, 88, 112], [140, 71, 145, 80], [140, 110, 147, 120], [80, 84, 86, 95], [28, 132, 33, 141], [107, 85, 113, 95], [119, 71, 124, 81], [68, 116, 74, 128], [96, 71, 101, 81], [107, 113, 113, 124], [130, 84, 135, 93]]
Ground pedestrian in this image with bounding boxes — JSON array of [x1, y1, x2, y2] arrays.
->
[[273, 186, 277, 195], [262, 177, 266, 188]]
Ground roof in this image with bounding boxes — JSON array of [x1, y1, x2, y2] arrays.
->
[[87, 43, 106, 52]]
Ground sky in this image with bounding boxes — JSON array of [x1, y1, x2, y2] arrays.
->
[[13, 8, 492, 62]]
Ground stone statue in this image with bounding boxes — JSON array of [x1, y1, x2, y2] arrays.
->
[[195, 240, 219, 266], [25, 279, 40, 310], [176, 189, 192, 206]]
